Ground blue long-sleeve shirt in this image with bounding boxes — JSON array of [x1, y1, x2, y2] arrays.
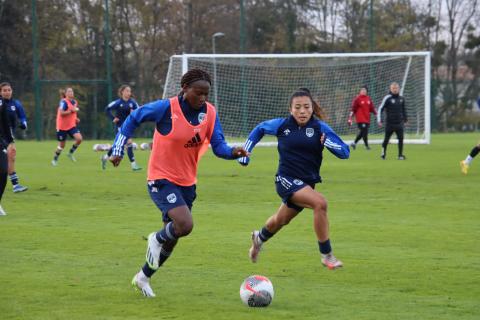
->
[[112, 95, 234, 159], [105, 98, 139, 127], [241, 116, 349, 184], [2, 98, 27, 131]]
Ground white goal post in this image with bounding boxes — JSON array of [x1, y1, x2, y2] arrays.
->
[[163, 52, 431, 146]]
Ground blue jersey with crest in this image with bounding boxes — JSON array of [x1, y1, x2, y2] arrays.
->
[[105, 98, 139, 127], [2, 98, 27, 130], [241, 116, 349, 184]]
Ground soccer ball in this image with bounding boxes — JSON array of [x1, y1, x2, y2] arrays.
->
[[239, 275, 274, 307], [92, 144, 111, 151], [140, 142, 152, 150]]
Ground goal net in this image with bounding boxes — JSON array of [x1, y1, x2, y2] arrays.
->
[[163, 52, 431, 145]]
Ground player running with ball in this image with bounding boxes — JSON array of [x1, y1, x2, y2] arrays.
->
[[109, 69, 248, 297], [238, 88, 349, 269]]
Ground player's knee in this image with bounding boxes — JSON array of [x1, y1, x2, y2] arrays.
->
[[8, 148, 16, 158], [175, 218, 194, 237], [313, 196, 328, 214]]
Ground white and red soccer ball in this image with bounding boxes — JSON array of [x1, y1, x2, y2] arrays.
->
[[240, 275, 274, 307]]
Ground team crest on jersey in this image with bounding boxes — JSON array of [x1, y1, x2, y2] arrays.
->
[[391, 99, 395, 103], [283, 129, 291, 136], [11, 105, 16, 111], [293, 179, 304, 185], [198, 112, 206, 123], [306, 128, 314, 137], [167, 193, 177, 204]]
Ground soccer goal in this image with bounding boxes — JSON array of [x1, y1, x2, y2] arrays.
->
[[163, 52, 431, 145]]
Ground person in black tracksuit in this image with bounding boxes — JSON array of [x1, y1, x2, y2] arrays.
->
[[0, 96, 15, 215], [377, 82, 407, 160]]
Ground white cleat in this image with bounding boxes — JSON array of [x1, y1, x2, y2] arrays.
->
[[321, 253, 343, 270], [249, 230, 263, 263], [67, 153, 77, 162], [132, 272, 156, 298], [0, 205, 6, 216], [51, 159, 58, 166], [131, 162, 142, 171], [13, 184, 28, 193], [146, 232, 162, 270]]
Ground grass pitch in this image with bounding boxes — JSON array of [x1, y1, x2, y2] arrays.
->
[[0, 133, 479, 319]]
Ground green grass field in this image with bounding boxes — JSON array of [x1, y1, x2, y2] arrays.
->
[[1, 133, 479, 320]]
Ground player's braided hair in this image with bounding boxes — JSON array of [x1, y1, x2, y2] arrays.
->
[[289, 87, 326, 120], [180, 68, 212, 88]]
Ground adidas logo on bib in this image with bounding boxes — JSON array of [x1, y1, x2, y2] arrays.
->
[[184, 133, 202, 148]]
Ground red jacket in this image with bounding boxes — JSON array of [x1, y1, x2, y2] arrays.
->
[[351, 94, 376, 124]]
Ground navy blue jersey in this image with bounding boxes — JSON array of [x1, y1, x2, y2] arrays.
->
[[2, 98, 27, 130], [112, 95, 234, 159], [105, 98, 139, 127], [241, 116, 349, 184]]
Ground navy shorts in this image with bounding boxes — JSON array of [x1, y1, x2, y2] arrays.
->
[[147, 179, 197, 222], [56, 127, 80, 141], [275, 174, 313, 212]]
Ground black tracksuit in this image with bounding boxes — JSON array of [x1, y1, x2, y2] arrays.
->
[[378, 92, 407, 157]]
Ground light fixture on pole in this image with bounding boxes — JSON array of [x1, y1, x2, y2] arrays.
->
[[212, 32, 225, 108]]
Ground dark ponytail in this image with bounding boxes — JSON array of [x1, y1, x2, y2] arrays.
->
[[289, 87, 326, 120]]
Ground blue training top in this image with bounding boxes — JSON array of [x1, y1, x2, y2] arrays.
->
[[105, 98, 139, 127], [240, 116, 349, 185], [112, 95, 234, 159], [2, 98, 27, 131]]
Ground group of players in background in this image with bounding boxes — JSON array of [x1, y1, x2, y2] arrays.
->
[[0, 70, 479, 298]]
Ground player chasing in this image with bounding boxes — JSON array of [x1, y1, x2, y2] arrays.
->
[[460, 142, 480, 174], [238, 88, 349, 270], [348, 85, 377, 150], [101, 85, 141, 171], [109, 69, 248, 297], [51, 87, 83, 166], [0, 82, 28, 192], [377, 82, 407, 160]]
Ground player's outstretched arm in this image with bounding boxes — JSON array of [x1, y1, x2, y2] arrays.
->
[[319, 121, 350, 159], [109, 99, 169, 166], [238, 118, 284, 166]]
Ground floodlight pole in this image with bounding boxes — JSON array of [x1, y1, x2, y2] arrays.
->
[[212, 32, 225, 108], [32, 0, 43, 140], [104, 0, 113, 103]]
